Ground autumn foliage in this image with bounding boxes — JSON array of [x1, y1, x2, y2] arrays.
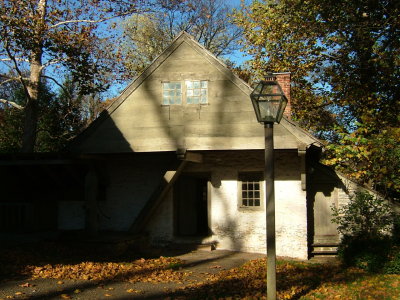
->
[[233, 0, 400, 200]]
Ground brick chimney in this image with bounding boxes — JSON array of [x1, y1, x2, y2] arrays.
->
[[273, 72, 291, 119]]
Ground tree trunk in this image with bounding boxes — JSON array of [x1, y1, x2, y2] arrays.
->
[[21, 56, 41, 153], [20, 0, 46, 153]]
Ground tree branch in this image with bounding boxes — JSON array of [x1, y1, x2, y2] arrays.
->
[[4, 40, 32, 102], [0, 78, 14, 86], [49, 12, 134, 29], [42, 57, 67, 68], [41, 74, 72, 100], [0, 58, 29, 63], [0, 74, 29, 82], [0, 98, 24, 109]]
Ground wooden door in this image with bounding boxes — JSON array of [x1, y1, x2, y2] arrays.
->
[[175, 174, 209, 236], [312, 184, 339, 244]]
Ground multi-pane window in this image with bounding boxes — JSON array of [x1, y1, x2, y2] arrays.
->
[[162, 82, 182, 105], [186, 80, 208, 104], [238, 172, 263, 208]]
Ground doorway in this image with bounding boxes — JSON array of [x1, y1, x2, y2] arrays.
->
[[309, 183, 340, 244], [174, 173, 209, 237]]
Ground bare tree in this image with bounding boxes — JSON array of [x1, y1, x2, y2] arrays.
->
[[119, 0, 242, 77]]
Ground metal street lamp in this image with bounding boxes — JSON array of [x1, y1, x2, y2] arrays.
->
[[250, 77, 288, 300]]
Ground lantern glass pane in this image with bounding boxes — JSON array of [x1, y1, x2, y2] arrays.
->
[[258, 100, 281, 122], [254, 82, 263, 94], [251, 80, 288, 123], [262, 84, 275, 94]]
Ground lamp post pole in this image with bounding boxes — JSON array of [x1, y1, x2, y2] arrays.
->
[[265, 122, 276, 300], [250, 77, 287, 300]]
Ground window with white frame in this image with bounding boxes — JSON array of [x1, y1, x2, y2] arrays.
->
[[186, 80, 208, 104], [238, 172, 263, 209], [162, 82, 182, 105]]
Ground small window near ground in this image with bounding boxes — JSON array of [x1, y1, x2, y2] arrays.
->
[[238, 172, 263, 209], [186, 80, 208, 104], [162, 82, 182, 105]]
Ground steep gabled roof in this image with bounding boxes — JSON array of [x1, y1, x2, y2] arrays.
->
[[107, 31, 253, 116], [69, 31, 323, 151]]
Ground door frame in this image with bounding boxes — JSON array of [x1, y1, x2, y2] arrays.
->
[[173, 172, 211, 237]]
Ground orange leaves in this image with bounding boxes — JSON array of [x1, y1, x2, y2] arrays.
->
[[24, 256, 186, 283], [174, 258, 400, 300], [18, 282, 33, 288]]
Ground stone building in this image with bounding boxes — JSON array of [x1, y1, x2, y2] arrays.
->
[[1, 32, 358, 259]]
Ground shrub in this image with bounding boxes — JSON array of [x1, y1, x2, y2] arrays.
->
[[338, 235, 391, 272], [384, 246, 400, 274], [332, 191, 399, 273], [332, 191, 394, 239]]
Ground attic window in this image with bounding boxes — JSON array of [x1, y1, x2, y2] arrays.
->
[[186, 80, 208, 104], [162, 82, 182, 105]]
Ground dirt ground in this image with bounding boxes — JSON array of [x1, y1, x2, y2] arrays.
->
[[0, 248, 265, 300]]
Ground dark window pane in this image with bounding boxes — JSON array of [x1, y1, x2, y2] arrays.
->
[[255, 199, 260, 206], [249, 199, 254, 206]]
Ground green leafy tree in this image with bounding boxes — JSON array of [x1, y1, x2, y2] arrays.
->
[[0, 76, 88, 152], [119, 0, 242, 77], [233, 0, 400, 198], [0, 0, 146, 152]]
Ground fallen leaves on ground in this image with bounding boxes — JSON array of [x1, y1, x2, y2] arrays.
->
[[175, 258, 400, 300], [2, 242, 400, 299], [22, 256, 187, 283], [18, 282, 33, 288], [0, 242, 188, 284]]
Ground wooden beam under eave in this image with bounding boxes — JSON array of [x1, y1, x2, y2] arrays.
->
[[0, 159, 82, 166], [183, 152, 203, 163], [129, 160, 188, 234]]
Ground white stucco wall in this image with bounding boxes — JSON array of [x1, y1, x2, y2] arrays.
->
[[58, 151, 308, 259], [98, 156, 174, 231], [275, 180, 308, 258], [57, 153, 175, 232], [146, 150, 309, 259], [207, 174, 308, 259]]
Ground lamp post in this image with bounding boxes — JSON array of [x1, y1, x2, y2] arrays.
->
[[250, 77, 288, 300]]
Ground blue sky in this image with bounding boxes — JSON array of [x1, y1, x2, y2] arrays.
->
[[107, 0, 252, 97]]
